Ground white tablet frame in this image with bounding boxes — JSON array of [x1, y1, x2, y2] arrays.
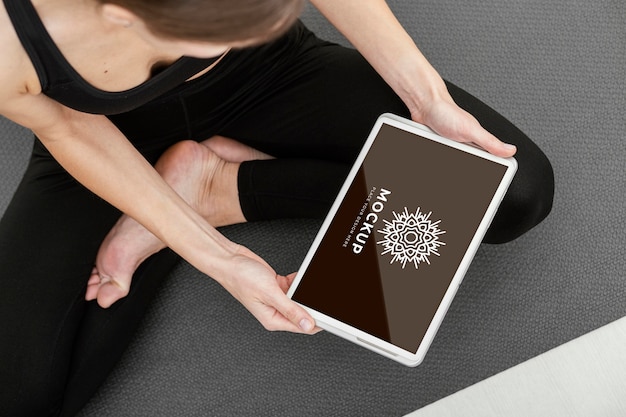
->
[[287, 113, 518, 367]]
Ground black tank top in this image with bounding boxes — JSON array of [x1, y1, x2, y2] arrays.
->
[[3, 0, 223, 115]]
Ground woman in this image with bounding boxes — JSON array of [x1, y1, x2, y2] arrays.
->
[[0, 0, 554, 415]]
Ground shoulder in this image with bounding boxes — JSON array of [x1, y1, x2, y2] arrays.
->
[[0, 2, 58, 129], [0, 1, 43, 95]]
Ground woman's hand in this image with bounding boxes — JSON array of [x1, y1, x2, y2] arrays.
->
[[217, 245, 320, 334], [409, 84, 517, 158], [311, 0, 517, 158], [87, 233, 319, 334]]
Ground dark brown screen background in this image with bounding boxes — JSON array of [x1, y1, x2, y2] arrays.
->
[[292, 123, 508, 353]]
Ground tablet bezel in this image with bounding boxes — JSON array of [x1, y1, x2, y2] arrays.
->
[[287, 113, 518, 367]]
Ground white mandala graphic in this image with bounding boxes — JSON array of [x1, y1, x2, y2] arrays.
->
[[377, 207, 446, 269]]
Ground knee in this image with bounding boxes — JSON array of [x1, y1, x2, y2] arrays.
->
[[484, 152, 555, 244]]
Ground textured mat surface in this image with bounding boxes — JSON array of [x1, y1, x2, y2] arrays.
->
[[1, 0, 624, 416]]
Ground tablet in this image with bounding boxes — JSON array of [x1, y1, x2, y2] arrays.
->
[[287, 113, 517, 367]]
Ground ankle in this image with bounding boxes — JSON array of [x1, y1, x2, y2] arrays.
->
[[203, 160, 246, 227]]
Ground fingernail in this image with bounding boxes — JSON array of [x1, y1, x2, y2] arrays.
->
[[299, 319, 313, 332], [504, 143, 517, 152]]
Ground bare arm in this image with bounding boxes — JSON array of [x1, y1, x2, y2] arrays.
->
[[0, 15, 237, 280], [0, 81, 316, 333], [3, 93, 235, 271], [309, 0, 516, 157]]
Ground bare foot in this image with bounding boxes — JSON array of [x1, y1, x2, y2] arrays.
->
[[87, 138, 267, 307]]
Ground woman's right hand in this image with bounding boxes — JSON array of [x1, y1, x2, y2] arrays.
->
[[87, 221, 319, 334], [219, 244, 320, 334]]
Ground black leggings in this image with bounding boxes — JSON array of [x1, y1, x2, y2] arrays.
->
[[0, 22, 554, 416]]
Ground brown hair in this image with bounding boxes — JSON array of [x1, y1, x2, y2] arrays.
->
[[100, 0, 304, 43]]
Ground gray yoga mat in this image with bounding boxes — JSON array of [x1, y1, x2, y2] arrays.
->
[[0, 0, 623, 415]]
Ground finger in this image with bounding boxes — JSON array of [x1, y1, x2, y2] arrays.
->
[[266, 289, 316, 334], [281, 273, 323, 333], [457, 116, 516, 158], [275, 273, 297, 294], [469, 128, 517, 158], [285, 272, 298, 284], [265, 306, 323, 334], [262, 311, 304, 333], [275, 272, 300, 294], [267, 315, 324, 334], [423, 103, 517, 158]]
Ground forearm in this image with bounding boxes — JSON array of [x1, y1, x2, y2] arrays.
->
[[309, 0, 447, 115], [34, 109, 238, 279]]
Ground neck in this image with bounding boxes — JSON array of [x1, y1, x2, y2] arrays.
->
[[34, 0, 183, 63]]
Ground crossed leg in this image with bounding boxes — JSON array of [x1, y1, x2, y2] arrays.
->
[[87, 136, 272, 308]]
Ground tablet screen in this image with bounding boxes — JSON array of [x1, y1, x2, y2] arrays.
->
[[291, 122, 509, 353]]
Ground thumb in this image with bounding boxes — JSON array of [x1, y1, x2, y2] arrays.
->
[[450, 110, 517, 158], [465, 124, 517, 157], [268, 287, 317, 334]]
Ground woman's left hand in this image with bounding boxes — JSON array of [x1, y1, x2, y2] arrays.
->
[[310, 0, 517, 159], [410, 87, 517, 158]]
